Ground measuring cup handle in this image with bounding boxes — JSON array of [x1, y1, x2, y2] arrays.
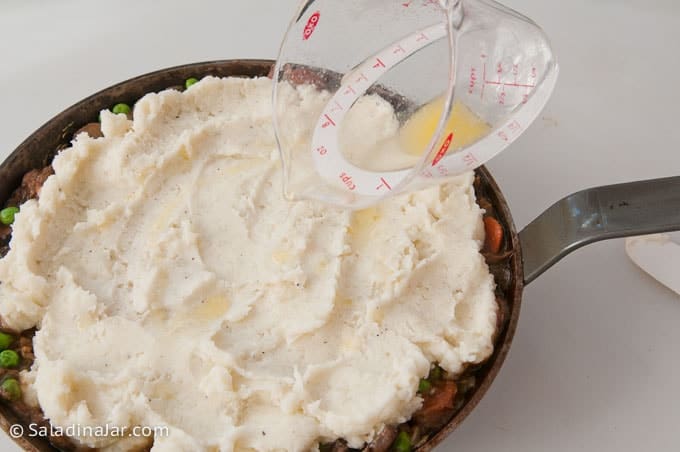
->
[[519, 176, 680, 284]]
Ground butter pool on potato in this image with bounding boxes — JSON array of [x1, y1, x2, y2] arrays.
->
[[0, 77, 497, 452]]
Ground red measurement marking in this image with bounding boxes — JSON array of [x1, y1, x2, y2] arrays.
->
[[468, 67, 477, 95], [402, 0, 412, 6], [355, 72, 368, 83], [316, 145, 328, 155], [481, 62, 487, 100], [339, 172, 357, 190], [343, 85, 356, 95], [375, 177, 392, 191], [484, 81, 536, 88], [432, 132, 454, 166], [463, 152, 478, 168], [422, 169, 434, 178], [373, 58, 386, 69], [339, 172, 356, 191], [497, 120, 523, 142], [530, 67, 537, 78], [393, 45, 406, 54], [416, 32, 429, 42], [330, 101, 343, 113], [497, 62, 503, 74], [321, 114, 336, 128], [507, 120, 523, 133], [302, 11, 321, 40], [498, 91, 506, 105], [522, 93, 529, 104]]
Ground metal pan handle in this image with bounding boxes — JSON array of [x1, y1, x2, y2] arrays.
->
[[520, 176, 680, 284]]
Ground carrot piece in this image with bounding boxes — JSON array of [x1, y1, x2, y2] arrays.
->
[[412, 380, 458, 429], [483, 216, 503, 254]]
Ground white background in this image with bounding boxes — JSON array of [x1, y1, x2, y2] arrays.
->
[[0, 0, 679, 451]]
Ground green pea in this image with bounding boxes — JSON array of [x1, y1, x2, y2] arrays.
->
[[393, 431, 412, 452], [0, 332, 14, 351], [0, 207, 19, 226], [418, 378, 431, 394], [185, 77, 199, 89], [1, 378, 21, 401], [111, 103, 131, 115], [429, 365, 442, 381], [0, 350, 20, 368]]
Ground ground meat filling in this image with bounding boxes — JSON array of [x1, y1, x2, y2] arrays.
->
[[0, 166, 54, 249], [7, 166, 53, 207], [0, 77, 514, 452]]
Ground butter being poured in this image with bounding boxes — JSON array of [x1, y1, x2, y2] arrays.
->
[[0, 77, 497, 452], [337, 95, 491, 175], [400, 95, 491, 157]]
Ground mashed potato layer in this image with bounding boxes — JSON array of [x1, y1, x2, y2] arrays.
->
[[0, 77, 496, 452]]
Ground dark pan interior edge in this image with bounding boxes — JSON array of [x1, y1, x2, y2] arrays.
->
[[0, 60, 524, 452]]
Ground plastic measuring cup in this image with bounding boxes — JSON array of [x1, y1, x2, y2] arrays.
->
[[273, 0, 558, 208]]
